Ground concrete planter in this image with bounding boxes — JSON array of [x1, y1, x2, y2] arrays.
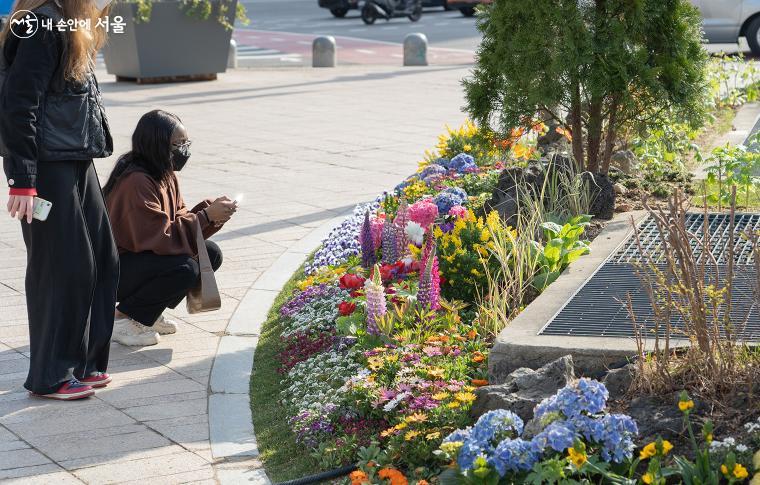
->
[[102, 0, 236, 82]]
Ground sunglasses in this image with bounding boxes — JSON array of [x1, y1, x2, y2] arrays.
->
[[172, 140, 192, 156]]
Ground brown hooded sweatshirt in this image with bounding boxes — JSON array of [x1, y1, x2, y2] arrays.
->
[[106, 170, 221, 256]]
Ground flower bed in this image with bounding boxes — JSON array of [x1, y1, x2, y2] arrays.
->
[[263, 121, 606, 479], [254, 119, 760, 484]]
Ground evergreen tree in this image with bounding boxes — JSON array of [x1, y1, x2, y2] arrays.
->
[[464, 0, 708, 174]]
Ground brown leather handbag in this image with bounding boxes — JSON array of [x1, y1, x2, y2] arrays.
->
[[186, 217, 222, 314]]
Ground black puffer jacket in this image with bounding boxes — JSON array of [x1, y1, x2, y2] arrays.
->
[[0, 1, 113, 190]]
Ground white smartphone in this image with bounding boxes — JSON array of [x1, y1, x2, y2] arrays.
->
[[32, 197, 52, 222]]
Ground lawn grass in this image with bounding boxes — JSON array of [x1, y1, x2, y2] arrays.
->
[[249, 262, 322, 483]]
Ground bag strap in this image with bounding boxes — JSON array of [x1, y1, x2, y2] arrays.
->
[[194, 217, 213, 273]]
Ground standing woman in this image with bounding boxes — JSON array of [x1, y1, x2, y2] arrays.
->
[[0, 0, 118, 400]]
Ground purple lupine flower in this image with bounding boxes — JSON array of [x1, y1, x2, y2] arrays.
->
[[418, 238, 440, 310], [394, 197, 410, 259], [381, 218, 398, 264], [364, 265, 386, 335], [360, 210, 377, 269]]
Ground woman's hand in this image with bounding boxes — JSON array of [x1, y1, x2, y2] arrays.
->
[[7, 195, 34, 223], [205, 196, 237, 225]]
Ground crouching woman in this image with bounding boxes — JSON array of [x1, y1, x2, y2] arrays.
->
[[104, 110, 236, 346]]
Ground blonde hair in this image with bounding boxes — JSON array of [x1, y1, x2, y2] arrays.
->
[[0, 0, 110, 82]]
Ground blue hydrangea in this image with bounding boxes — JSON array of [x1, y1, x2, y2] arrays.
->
[[433, 187, 468, 214], [531, 421, 576, 453], [420, 163, 447, 179], [568, 414, 605, 443], [598, 414, 638, 463], [457, 443, 488, 471], [449, 153, 477, 173], [535, 378, 609, 420], [492, 439, 539, 476], [470, 410, 524, 446], [443, 427, 472, 444], [435, 157, 451, 169]]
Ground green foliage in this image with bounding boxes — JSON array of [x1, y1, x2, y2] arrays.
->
[[530, 215, 591, 290], [464, 0, 708, 174], [703, 136, 760, 210], [126, 0, 248, 29]]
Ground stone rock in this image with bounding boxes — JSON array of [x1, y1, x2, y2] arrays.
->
[[471, 355, 575, 422], [615, 202, 633, 213], [583, 172, 616, 220], [613, 183, 627, 195], [610, 150, 637, 174], [601, 364, 635, 398], [626, 393, 689, 443]]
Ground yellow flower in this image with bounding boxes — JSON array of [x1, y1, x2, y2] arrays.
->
[[678, 400, 694, 412], [367, 356, 384, 371], [706, 433, 713, 443], [640, 442, 657, 460], [463, 144, 472, 152], [427, 368, 445, 379], [404, 431, 420, 441], [394, 422, 408, 431], [405, 413, 428, 423], [733, 464, 749, 480], [455, 392, 477, 404], [447, 401, 461, 409], [567, 447, 587, 467], [721, 464, 729, 475], [425, 432, 441, 441], [432, 392, 449, 401], [380, 428, 396, 438], [642, 472, 653, 484], [662, 440, 674, 455]]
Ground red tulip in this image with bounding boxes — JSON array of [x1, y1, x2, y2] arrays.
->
[[339, 273, 366, 290], [338, 301, 356, 316]]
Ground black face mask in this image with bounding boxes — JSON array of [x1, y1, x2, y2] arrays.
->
[[172, 148, 190, 171]]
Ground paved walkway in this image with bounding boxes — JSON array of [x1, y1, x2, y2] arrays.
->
[[0, 64, 469, 483]]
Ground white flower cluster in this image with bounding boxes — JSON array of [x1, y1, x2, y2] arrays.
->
[[281, 290, 347, 338], [282, 347, 363, 414]]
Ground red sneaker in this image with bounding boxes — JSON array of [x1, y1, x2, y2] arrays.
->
[[80, 372, 112, 388], [31, 380, 94, 400]]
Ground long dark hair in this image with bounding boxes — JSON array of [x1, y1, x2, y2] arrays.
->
[[103, 109, 183, 196]]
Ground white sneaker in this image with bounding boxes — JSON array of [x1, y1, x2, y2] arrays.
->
[[152, 315, 178, 335], [112, 317, 160, 346]]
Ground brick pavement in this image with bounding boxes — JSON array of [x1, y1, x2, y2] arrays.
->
[[0, 64, 469, 484]]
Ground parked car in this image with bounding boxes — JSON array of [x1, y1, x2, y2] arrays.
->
[[445, 0, 490, 17], [319, 0, 450, 18], [690, 0, 760, 55]]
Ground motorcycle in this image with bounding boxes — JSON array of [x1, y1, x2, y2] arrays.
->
[[361, 0, 423, 24]]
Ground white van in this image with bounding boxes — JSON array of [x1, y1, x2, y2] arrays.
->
[[692, 0, 760, 54]]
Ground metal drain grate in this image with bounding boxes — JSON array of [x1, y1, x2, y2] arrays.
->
[[613, 213, 760, 265], [540, 213, 760, 340]]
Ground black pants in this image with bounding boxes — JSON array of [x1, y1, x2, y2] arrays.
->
[[116, 241, 223, 326], [21, 160, 119, 395]]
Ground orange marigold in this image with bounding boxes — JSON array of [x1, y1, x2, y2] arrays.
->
[[350, 470, 370, 485], [378, 467, 408, 485]]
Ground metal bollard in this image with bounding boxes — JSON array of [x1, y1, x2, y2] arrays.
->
[[227, 39, 238, 69], [403, 33, 428, 66], [312, 36, 337, 67]]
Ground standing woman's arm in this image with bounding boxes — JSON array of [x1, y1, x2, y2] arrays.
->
[[1, 19, 61, 221]]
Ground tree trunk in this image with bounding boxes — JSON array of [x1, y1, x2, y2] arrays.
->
[[570, 81, 584, 170], [601, 95, 620, 174], [586, 94, 604, 174]]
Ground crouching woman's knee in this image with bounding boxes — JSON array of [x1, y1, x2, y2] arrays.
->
[[177, 257, 201, 291], [205, 240, 223, 271]]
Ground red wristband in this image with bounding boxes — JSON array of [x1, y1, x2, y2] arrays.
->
[[9, 188, 37, 196]]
